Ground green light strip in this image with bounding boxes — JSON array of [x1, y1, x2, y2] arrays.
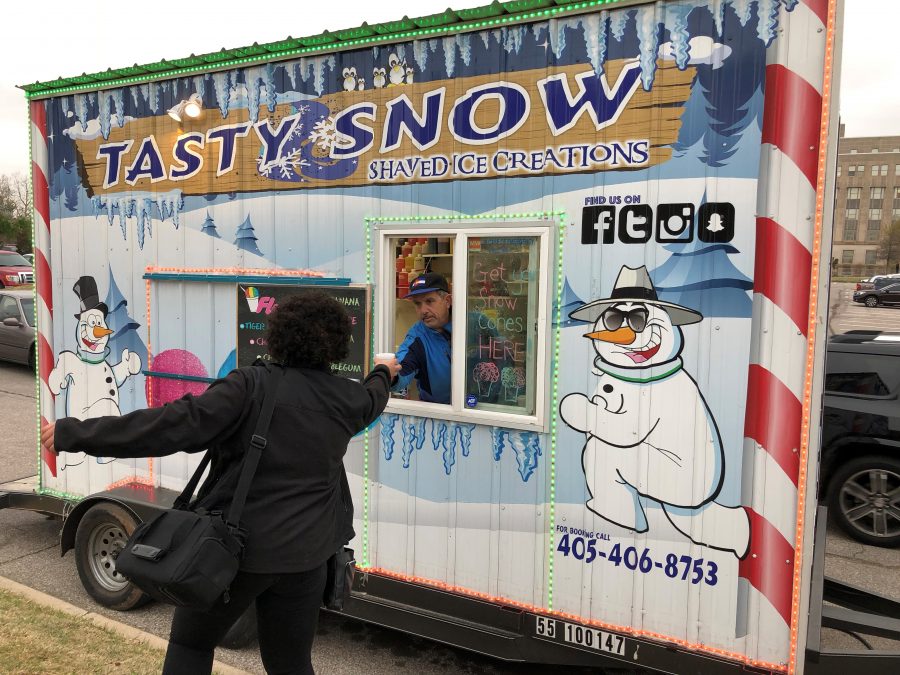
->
[[27, 99, 42, 492], [364, 209, 565, 607], [547, 213, 566, 611], [24, 0, 633, 98], [363, 218, 374, 568]]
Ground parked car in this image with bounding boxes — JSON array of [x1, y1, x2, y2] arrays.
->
[[821, 331, 900, 547], [855, 273, 900, 292], [22, 253, 34, 265], [0, 289, 35, 370], [852, 280, 900, 307], [0, 250, 34, 288]]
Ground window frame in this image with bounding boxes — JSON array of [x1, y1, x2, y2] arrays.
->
[[375, 221, 554, 433]]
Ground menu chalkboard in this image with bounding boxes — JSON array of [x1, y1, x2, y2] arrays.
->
[[236, 283, 370, 379]]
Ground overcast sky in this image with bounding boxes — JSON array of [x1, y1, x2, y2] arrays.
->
[[0, 0, 895, 177]]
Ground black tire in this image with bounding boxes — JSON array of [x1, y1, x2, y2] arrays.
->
[[74, 503, 151, 610], [28, 344, 35, 372], [864, 295, 879, 307], [828, 455, 900, 547], [219, 606, 258, 648]]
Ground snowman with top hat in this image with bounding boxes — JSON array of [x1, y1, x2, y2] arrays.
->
[[49, 275, 142, 421], [560, 265, 749, 558]]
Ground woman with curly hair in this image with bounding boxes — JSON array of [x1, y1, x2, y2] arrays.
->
[[41, 291, 400, 675]]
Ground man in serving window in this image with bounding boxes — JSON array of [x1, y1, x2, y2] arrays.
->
[[394, 272, 454, 404]]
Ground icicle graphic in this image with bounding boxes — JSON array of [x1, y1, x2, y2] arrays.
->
[[74, 94, 90, 132], [129, 86, 142, 110], [113, 90, 126, 128], [380, 413, 398, 460], [265, 64, 277, 113], [441, 423, 458, 475], [456, 34, 472, 66], [610, 9, 628, 42], [248, 71, 263, 125], [442, 36, 457, 77], [664, 4, 693, 70], [212, 72, 232, 117], [705, 0, 725, 36], [458, 424, 473, 458], [99, 93, 113, 140], [582, 12, 609, 76], [490, 427, 505, 461], [732, 0, 753, 26], [508, 431, 542, 482], [395, 44, 407, 66], [549, 18, 581, 60], [137, 198, 155, 249], [310, 55, 335, 96], [500, 26, 526, 55], [149, 82, 161, 114], [430, 419, 447, 451], [531, 22, 547, 44], [413, 40, 429, 71], [784, 0, 799, 10], [756, 0, 781, 46], [192, 75, 207, 102], [479, 30, 491, 51], [399, 415, 426, 468], [635, 3, 663, 91]]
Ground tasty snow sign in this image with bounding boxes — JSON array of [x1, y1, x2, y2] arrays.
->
[[74, 61, 692, 195]]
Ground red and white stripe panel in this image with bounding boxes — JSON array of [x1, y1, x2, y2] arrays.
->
[[30, 99, 56, 478], [738, 0, 829, 666]]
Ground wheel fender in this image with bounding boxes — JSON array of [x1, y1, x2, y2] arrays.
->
[[61, 496, 143, 557]]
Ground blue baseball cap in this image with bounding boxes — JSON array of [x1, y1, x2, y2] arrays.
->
[[404, 272, 450, 298]]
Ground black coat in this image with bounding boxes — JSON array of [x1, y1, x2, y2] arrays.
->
[[56, 362, 392, 573]]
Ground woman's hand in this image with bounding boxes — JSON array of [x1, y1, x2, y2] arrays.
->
[[40, 422, 58, 456], [373, 355, 401, 379]]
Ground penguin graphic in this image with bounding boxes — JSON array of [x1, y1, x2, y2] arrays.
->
[[341, 66, 358, 92], [559, 266, 750, 557], [405, 66, 415, 84], [372, 67, 386, 89], [357, 77, 365, 91], [49, 276, 142, 423], [388, 54, 405, 86]]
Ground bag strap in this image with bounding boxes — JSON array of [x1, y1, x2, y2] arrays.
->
[[171, 365, 283, 516], [225, 365, 283, 528]]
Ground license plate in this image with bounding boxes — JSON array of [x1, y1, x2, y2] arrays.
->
[[534, 616, 626, 656]]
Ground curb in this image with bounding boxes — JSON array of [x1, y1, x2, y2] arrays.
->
[[0, 576, 252, 675]]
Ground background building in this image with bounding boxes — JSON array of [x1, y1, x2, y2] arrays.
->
[[831, 125, 900, 277]]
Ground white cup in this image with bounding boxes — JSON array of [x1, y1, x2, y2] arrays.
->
[[375, 352, 396, 361]]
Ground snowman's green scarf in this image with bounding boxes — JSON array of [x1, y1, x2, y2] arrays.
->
[[593, 357, 683, 384], [76, 345, 111, 364]]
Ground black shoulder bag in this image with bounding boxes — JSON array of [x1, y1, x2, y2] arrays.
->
[[115, 367, 282, 611]]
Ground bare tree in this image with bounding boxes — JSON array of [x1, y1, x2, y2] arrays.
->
[[0, 173, 32, 252], [877, 220, 900, 274]]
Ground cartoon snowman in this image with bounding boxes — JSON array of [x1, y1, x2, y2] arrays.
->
[[48, 276, 142, 421], [559, 266, 750, 557]]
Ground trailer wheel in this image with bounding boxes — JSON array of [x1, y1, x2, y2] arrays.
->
[[219, 606, 258, 648], [829, 455, 900, 547], [74, 503, 150, 610]]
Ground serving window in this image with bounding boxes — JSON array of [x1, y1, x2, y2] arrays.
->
[[377, 223, 552, 432]]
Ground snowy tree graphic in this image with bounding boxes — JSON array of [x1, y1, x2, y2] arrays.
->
[[103, 270, 146, 368], [650, 236, 752, 319], [200, 211, 221, 238], [234, 214, 263, 256]]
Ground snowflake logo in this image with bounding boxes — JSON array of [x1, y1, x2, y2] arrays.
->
[[257, 148, 310, 180], [310, 116, 338, 152], [290, 122, 305, 140]]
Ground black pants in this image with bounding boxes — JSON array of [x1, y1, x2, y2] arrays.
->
[[162, 563, 328, 675]]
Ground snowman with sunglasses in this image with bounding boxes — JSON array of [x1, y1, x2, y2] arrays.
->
[[560, 266, 750, 558]]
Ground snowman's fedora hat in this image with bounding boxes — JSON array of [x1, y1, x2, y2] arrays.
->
[[73, 276, 108, 318], [569, 265, 702, 326]]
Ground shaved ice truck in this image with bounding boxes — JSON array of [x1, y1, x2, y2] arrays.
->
[[9, 0, 897, 672]]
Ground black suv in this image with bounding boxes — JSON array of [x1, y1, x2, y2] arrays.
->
[[821, 331, 900, 547], [852, 277, 900, 307]]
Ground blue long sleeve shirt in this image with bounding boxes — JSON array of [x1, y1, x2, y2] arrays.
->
[[394, 320, 452, 403]]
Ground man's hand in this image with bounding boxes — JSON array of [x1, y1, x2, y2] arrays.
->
[[40, 422, 58, 456], [373, 355, 401, 379]]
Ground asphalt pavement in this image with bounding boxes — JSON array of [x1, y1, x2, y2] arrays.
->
[[2, 287, 900, 671]]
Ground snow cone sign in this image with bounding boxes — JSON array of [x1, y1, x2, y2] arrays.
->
[[26, 0, 836, 671]]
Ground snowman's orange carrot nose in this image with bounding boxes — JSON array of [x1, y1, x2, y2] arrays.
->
[[584, 327, 635, 344], [92, 326, 114, 338]]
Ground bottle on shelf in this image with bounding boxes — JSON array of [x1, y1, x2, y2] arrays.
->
[[395, 255, 405, 272], [401, 240, 413, 257]]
